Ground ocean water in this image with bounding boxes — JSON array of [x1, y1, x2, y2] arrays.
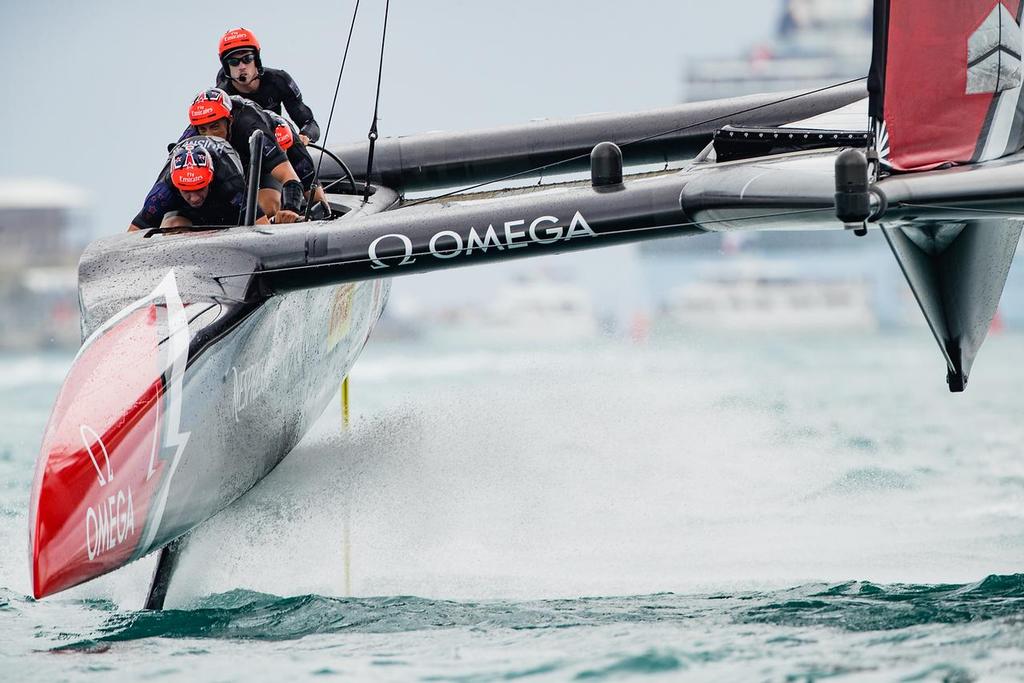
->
[[2, 329, 1023, 681]]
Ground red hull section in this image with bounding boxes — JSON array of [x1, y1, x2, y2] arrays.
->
[[30, 306, 166, 598]]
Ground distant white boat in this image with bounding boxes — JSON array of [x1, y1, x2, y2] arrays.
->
[[664, 260, 877, 332], [436, 276, 600, 344]]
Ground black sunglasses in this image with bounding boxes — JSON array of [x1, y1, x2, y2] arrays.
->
[[225, 53, 256, 67]]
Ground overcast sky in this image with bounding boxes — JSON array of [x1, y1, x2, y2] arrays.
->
[[0, 0, 779, 235]]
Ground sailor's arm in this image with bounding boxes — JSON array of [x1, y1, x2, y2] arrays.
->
[[287, 146, 331, 216], [247, 197, 272, 226], [233, 204, 272, 227], [220, 171, 271, 228], [129, 176, 177, 232], [280, 72, 320, 144], [246, 124, 296, 223], [267, 160, 304, 224]]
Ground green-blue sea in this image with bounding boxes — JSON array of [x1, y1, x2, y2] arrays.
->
[[2, 329, 1023, 681]]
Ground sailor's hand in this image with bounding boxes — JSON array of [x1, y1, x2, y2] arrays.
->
[[299, 134, 310, 146], [272, 209, 302, 224]]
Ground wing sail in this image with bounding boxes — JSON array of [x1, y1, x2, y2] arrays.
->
[[869, 0, 1024, 170]]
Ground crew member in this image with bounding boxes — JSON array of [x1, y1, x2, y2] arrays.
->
[[268, 111, 331, 218], [185, 88, 304, 223], [129, 137, 269, 230], [215, 27, 321, 145]]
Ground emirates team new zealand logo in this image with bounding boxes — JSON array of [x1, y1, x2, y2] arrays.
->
[[967, 3, 1023, 94]]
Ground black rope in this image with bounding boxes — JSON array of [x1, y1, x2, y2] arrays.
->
[[404, 76, 868, 208], [363, 0, 391, 203], [304, 0, 362, 220], [214, 207, 835, 281]]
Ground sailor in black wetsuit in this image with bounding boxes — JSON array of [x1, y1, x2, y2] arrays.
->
[[184, 88, 304, 224], [128, 137, 268, 231], [215, 27, 321, 145], [268, 111, 331, 218]]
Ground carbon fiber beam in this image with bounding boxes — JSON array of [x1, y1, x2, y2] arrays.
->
[[318, 84, 866, 192]]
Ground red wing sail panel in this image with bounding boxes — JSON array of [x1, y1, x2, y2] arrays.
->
[[869, 0, 1024, 170]]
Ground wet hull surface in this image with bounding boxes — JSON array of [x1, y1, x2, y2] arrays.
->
[[31, 200, 392, 598]]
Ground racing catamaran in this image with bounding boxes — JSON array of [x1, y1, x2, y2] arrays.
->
[[30, 0, 1024, 608]]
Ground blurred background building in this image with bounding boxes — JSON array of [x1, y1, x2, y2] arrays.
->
[[684, 0, 872, 101], [0, 180, 88, 350]]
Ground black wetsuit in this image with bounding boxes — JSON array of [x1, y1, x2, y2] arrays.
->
[[177, 96, 288, 184], [132, 137, 263, 229], [266, 111, 316, 191], [216, 67, 321, 143]]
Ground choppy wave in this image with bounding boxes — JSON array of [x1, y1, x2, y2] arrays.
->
[[54, 574, 1024, 646], [6, 337, 1024, 681], [740, 574, 1024, 631], [21, 576, 1017, 681]]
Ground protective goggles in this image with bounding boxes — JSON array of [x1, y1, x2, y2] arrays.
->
[[225, 53, 256, 67]]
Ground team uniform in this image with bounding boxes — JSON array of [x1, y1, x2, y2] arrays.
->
[[132, 137, 261, 229], [178, 95, 288, 188], [187, 88, 306, 218], [216, 68, 321, 144], [267, 111, 316, 191], [215, 27, 321, 143], [131, 28, 312, 231]]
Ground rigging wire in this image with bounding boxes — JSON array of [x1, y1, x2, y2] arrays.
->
[[892, 202, 1024, 217], [401, 76, 868, 208], [214, 207, 836, 281], [363, 0, 391, 203], [304, 0, 362, 220]]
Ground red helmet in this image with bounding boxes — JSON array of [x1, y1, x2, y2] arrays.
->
[[170, 144, 214, 191], [189, 88, 233, 126], [218, 27, 264, 74], [266, 111, 297, 150], [218, 27, 260, 58], [274, 123, 294, 151]]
